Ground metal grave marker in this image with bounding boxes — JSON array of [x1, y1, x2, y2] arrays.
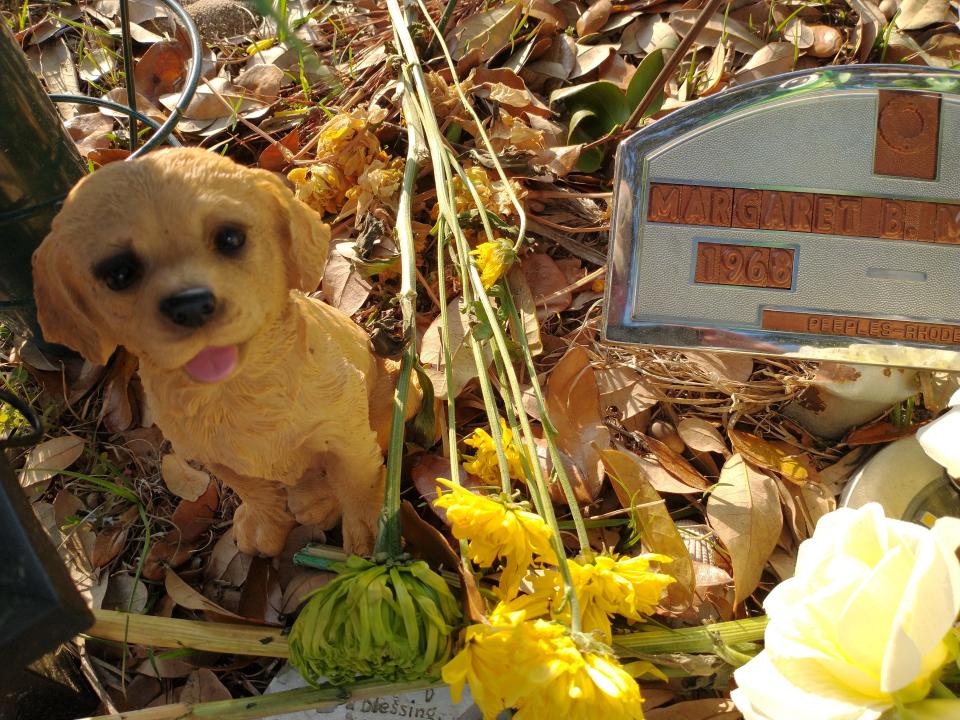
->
[[603, 65, 960, 371]]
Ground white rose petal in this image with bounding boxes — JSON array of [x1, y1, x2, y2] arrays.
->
[[916, 406, 960, 478], [732, 651, 889, 720]]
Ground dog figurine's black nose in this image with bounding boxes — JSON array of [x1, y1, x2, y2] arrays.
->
[[159, 288, 217, 328]]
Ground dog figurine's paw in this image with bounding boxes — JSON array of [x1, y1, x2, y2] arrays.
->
[[233, 503, 297, 557], [341, 507, 380, 556]]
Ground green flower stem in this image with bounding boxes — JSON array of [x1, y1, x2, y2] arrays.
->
[[385, 0, 583, 631], [500, 280, 593, 559], [932, 681, 958, 699], [373, 68, 421, 559], [614, 616, 769, 655]]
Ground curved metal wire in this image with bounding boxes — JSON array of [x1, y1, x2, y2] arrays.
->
[[47, 0, 202, 159], [48, 94, 176, 141], [0, 390, 44, 449]]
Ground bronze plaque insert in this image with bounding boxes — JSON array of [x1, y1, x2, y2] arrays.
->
[[762, 310, 960, 346], [874, 90, 941, 181], [694, 243, 795, 289]]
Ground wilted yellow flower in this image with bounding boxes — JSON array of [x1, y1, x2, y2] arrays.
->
[[451, 165, 523, 218], [287, 111, 387, 216], [345, 156, 405, 219], [433, 478, 555, 599], [462, 418, 524, 483], [288, 163, 346, 215], [442, 607, 646, 720], [535, 552, 674, 642], [470, 237, 516, 290]]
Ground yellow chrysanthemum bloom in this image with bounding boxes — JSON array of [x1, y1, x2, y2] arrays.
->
[[433, 478, 555, 599], [535, 552, 675, 641], [470, 237, 516, 290], [462, 418, 524, 483], [344, 156, 405, 218], [451, 165, 523, 218], [442, 607, 646, 720]]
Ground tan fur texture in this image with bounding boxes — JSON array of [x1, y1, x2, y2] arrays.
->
[[32, 148, 416, 557]]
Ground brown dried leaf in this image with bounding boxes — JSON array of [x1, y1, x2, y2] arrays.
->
[[644, 435, 709, 490], [239, 556, 283, 625], [520, 254, 572, 320], [508, 267, 543, 357], [92, 523, 131, 568], [645, 698, 740, 720], [401, 500, 461, 571], [707, 454, 782, 608], [102, 572, 150, 614], [896, 0, 951, 29], [180, 669, 231, 704], [684, 352, 753, 385], [735, 42, 796, 83], [281, 569, 335, 614], [576, 0, 612, 37], [258, 128, 300, 171], [165, 569, 258, 624], [171, 478, 220, 543], [729, 429, 818, 485], [411, 453, 469, 524], [571, 43, 617, 78], [448, 0, 522, 61], [321, 251, 373, 316], [20, 434, 84, 489], [546, 346, 610, 503], [601, 448, 695, 610], [845, 0, 885, 60], [669, 10, 764, 53], [620, 16, 678, 55], [161, 453, 211, 502], [421, 297, 489, 398], [677, 418, 728, 456], [134, 39, 189, 102], [101, 350, 138, 432]]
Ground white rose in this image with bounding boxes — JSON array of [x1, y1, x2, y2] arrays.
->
[[917, 389, 960, 479], [732, 503, 960, 720]]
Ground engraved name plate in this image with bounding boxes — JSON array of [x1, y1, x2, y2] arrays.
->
[[603, 66, 960, 370]]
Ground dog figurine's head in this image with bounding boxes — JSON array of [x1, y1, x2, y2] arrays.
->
[[33, 148, 329, 382]]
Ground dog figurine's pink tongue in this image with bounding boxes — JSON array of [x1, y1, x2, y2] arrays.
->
[[184, 345, 239, 383]]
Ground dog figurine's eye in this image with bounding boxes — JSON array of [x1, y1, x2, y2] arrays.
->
[[94, 252, 142, 292], [214, 226, 246, 256]]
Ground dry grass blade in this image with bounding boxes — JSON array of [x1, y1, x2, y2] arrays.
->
[[86, 609, 288, 658]]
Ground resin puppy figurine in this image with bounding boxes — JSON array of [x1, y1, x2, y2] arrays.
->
[[33, 148, 412, 556]]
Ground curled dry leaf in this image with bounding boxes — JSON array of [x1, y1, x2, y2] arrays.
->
[[645, 698, 740, 720], [545, 345, 610, 503], [576, 0, 612, 37], [735, 42, 796, 83], [707, 453, 783, 608], [239, 556, 283, 625], [669, 10, 764, 54], [134, 38, 190, 102], [20, 434, 84, 489], [809, 24, 844, 57], [684, 352, 753, 385], [677, 418, 729, 456], [728, 429, 819, 485], [896, 0, 952, 30], [180, 669, 232, 704], [165, 569, 261, 624], [161, 453, 211, 502], [102, 572, 149, 614], [845, 0, 886, 61], [644, 435, 709, 491], [421, 297, 489, 398], [321, 251, 372, 317], [600, 448, 695, 611], [620, 16, 678, 55]]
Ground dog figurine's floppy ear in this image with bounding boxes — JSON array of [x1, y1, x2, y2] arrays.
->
[[32, 223, 117, 366], [252, 169, 330, 293]]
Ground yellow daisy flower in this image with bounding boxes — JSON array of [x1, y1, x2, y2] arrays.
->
[[469, 237, 516, 290], [462, 418, 524, 483], [433, 478, 556, 599], [442, 607, 646, 720], [535, 552, 675, 642]]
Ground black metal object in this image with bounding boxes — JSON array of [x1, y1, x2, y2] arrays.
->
[[0, 391, 93, 679], [0, 23, 87, 339]]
